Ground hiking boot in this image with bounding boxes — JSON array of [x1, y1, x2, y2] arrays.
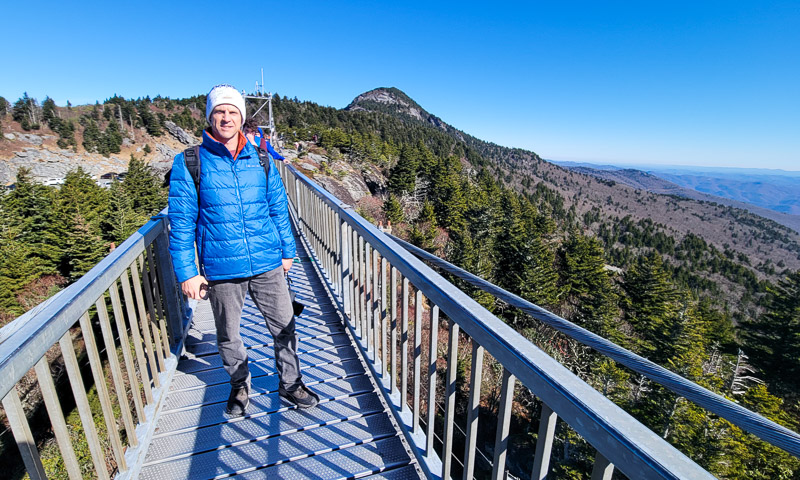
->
[[279, 384, 320, 409], [226, 385, 249, 416]]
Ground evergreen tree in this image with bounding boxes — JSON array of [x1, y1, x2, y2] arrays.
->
[[0, 96, 9, 116], [559, 232, 621, 341], [101, 119, 123, 155], [2, 168, 60, 270], [742, 270, 800, 394], [122, 155, 167, 216], [81, 117, 102, 152], [103, 182, 145, 244], [408, 201, 438, 253], [622, 252, 682, 362], [12, 93, 40, 130], [428, 155, 467, 232], [65, 215, 107, 281], [137, 103, 163, 136], [383, 195, 404, 224], [387, 144, 419, 195]]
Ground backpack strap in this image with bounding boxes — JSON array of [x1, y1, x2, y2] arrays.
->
[[183, 145, 201, 196], [255, 146, 271, 184]]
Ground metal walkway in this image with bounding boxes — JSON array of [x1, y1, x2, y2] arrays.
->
[[139, 236, 422, 480]]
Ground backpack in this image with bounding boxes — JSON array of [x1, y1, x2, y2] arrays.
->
[[164, 145, 272, 196]]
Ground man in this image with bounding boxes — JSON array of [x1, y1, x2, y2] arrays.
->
[[168, 84, 318, 415]]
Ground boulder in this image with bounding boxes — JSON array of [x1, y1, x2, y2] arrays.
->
[[163, 121, 197, 146]]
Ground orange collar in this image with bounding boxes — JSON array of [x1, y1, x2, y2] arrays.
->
[[206, 128, 247, 160]]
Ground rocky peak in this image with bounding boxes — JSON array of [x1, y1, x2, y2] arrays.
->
[[345, 87, 447, 130]]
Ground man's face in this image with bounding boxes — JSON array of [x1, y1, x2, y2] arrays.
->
[[209, 104, 242, 143]]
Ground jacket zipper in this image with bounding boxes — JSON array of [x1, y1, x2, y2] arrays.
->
[[232, 162, 253, 276]]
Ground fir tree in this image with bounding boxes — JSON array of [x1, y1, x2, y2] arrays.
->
[[742, 270, 800, 394], [622, 252, 682, 362], [383, 195, 404, 224], [559, 232, 621, 341], [122, 155, 167, 216], [387, 144, 419, 195], [65, 215, 108, 281]]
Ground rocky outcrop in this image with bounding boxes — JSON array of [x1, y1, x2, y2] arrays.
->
[[0, 148, 126, 184], [164, 121, 198, 146]]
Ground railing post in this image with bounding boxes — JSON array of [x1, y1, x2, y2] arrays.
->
[[339, 218, 351, 317], [532, 403, 558, 480], [591, 453, 614, 480], [152, 213, 184, 347]]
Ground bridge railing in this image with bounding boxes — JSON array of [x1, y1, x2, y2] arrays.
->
[[278, 161, 716, 480], [0, 210, 188, 480]]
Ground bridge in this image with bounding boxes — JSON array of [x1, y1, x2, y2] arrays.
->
[[1, 161, 799, 479]]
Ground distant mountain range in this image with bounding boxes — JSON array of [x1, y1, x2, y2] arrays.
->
[[552, 161, 800, 233]]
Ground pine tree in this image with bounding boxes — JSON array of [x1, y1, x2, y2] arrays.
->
[[0, 96, 9, 116], [122, 155, 167, 216], [2, 168, 60, 270], [383, 195, 404, 224], [428, 155, 467, 233], [12, 93, 40, 131], [65, 215, 108, 282], [742, 270, 800, 394], [103, 182, 146, 243], [387, 144, 419, 195], [559, 232, 621, 341], [622, 252, 682, 362]]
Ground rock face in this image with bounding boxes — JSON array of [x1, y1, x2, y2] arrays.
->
[[164, 121, 198, 146], [0, 148, 126, 184]]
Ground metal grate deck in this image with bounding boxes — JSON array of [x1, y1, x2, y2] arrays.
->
[[140, 236, 422, 479]]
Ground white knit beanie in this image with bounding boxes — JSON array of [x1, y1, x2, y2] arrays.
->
[[205, 84, 246, 124]]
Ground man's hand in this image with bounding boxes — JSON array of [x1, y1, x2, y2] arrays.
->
[[282, 258, 293, 273], [182, 275, 208, 300]]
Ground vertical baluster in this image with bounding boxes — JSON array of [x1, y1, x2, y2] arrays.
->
[[590, 452, 614, 480], [334, 212, 342, 292], [60, 332, 110, 480], [365, 243, 373, 354], [491, 368, 516, 480], [79, 312, 128, 471], [145, 245, 170, 355], [373, 249, 380, 361], [390, 266, 398, 396], [131, 259, 161, 388], [413, 289, 423, 434], [532, 403, 558, 480], [401, 276, 410, 413], [360, 237, 368, 346], [426, 305, 440, 456], [109, 280, 145, 424], [137, 254, 166, 372], [2, 387, 47, 479], [120, 270, 154, 406], [34, 357, 82, 480], [340, 219, 351, 317], [464, 342, 485, 480], [381, 257, 388, 378], [442, 320, 460, 480], [96, 295, 138, 446], [352, 229, 360, 335]]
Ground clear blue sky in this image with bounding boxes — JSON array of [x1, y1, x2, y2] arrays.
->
[[2, 1, 798, 170]]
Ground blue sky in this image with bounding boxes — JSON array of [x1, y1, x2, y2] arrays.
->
[[2, 1, 798, 170]]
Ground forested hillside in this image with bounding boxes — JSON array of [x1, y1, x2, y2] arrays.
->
[[269, 89, 800, 478], [1, 89, 799, 478]]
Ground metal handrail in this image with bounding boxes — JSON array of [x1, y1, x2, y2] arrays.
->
[[391, 234, 800, 459], [277, 161, 715, 480], [0, 208, 189, 480]]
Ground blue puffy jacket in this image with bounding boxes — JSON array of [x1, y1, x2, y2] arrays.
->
[[168, 130, 296, 283]]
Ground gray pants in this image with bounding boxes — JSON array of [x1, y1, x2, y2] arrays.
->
[[208, 266, 301, 391]]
